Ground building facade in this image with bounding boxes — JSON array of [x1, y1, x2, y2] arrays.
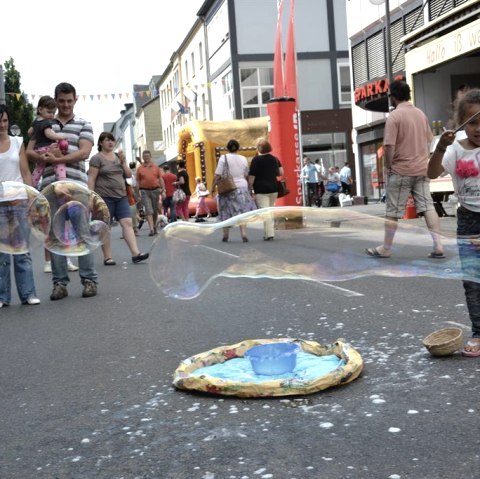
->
[[157, 0, 353, 180], [208, 0, 353, 173], [347, 0, 479, 199]]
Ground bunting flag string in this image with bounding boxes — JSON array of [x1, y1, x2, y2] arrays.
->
[[5, 79, 230, 103]]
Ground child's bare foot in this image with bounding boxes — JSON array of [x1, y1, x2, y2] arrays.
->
[[462, 338, 480, 357]]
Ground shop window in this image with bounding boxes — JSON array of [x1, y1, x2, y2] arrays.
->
[[302, 132, 347, 172], [361, 142, 385, 199]]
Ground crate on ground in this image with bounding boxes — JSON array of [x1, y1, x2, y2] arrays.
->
[[353, 196, 368, 205]]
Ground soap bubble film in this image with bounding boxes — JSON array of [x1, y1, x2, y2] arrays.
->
[[0, 181, 50, 254], [42, 181, 110, 256], [149, 206, 476, 300]]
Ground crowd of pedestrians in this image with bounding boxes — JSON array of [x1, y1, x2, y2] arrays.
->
[[3, 78, 480, 359]]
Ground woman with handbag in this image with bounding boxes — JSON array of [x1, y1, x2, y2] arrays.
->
[[211, 139, 256, 242], [248, 138, 284, 241], [173, 160, 191, 220], [88, 132, 149, 265]]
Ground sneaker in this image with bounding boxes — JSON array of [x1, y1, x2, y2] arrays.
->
[[82, 280, 97, 298], [44, 261, 52, 273], [0, 302, 7, 308], [50, 283, 68, 301], [24, 296, 41, 305], [132, 252, 149, 264], [67, 259, 79, 272]]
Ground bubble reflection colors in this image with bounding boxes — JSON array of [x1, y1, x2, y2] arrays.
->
[[42, 181, 110, 257], [0, 181, 50, 254], [149, 207, 470, 300]]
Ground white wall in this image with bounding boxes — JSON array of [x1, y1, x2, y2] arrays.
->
[[334, 0, 348, 51], [235, 0, 331, 55], [297, 59, 333, 110], [211, 67, 234, 121]]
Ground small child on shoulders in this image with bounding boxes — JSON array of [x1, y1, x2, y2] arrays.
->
[[28, 95, 68, 188]]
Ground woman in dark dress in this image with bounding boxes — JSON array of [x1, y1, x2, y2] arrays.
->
[[174, 160, 191, 220]]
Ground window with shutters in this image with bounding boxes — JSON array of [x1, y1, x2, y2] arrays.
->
[[352, 42, 367, 88], [390, 19, 405, 73], [367, 31, 385, 79]]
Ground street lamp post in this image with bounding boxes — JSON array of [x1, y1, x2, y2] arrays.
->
[[370, 0, 393, 89]]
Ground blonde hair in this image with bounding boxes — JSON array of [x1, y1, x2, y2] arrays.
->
[[256, 137, 272, 154]]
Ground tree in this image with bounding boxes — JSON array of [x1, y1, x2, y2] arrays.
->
[[4, 57, 34, 145]]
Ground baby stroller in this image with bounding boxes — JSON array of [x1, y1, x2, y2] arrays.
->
[[322, 183, 341, 207]]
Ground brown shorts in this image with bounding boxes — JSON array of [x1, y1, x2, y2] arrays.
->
[[385, 174, 435, 218]]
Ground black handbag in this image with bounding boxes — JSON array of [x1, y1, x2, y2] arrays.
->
[[276, 178, 290, 198]]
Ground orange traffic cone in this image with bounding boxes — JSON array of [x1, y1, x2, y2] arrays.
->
[[403, 195, 417, 219]]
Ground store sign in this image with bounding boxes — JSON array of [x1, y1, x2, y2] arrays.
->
[[406, 17, 480, 72], [354, 79, 389, 103], [354, 75, 405, 111]]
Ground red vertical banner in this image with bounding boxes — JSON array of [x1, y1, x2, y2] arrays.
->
[[284, 0, 298, 100], [273, 0, 285, 97], [267, 98, 302, 206]]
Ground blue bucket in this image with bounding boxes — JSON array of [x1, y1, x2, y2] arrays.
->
[[244, 342, 300, 375]]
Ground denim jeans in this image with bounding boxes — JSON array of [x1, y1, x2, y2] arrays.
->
[[51, 251, 97, 286], [163, 196, 177, 222], [457, 206, 480, 337], [0, 252, 37, 304]]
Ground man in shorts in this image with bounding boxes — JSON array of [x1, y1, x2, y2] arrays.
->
[[366, 80, 444, 259], [136, 150, 165, 236]]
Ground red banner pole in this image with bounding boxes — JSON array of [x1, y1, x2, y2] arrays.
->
[[267, 97, 302, 207]]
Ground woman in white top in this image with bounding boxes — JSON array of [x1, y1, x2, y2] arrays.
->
[[0, 104, 40, 307], [211, 139, 256, 242]]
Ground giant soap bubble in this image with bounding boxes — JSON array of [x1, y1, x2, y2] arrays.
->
[[0, 181, 50, 254], [149, 206, 475, 300], [42, 181, 110, 256]]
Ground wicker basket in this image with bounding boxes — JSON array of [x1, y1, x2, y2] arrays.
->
[[422, 327, 464, 357]]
